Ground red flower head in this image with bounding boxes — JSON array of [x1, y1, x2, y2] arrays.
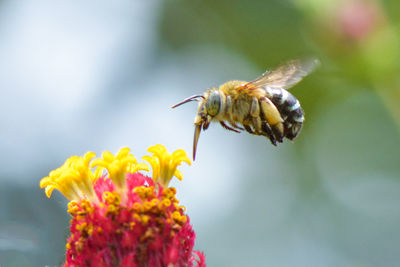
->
[[40, 145, 205, 267]]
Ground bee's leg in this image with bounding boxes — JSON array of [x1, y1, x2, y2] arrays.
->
[[225, 95, 244, 130], [252, 117, 263, 134], [244, 117, 263, 136], [220, 121, 241, 133], [250, 97, 260, 117], [229, 122, 244, 131], [261, 121, 277, 146], [250, 100, 276, 145], [260, 97, 284, 142], [244, 124, 255, 134], [203, 121, 210, 130], [249, 97, 266, 136], [250, 97, 263, 133]]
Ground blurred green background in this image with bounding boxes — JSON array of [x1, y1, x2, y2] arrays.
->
[[0, 0, 399, 266]]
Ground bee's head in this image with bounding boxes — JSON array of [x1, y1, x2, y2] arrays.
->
[[194, 90, 221, 124], [172, 89, 222, 160]]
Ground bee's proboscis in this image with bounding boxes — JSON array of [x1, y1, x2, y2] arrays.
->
[[193, 124, 201, 160]]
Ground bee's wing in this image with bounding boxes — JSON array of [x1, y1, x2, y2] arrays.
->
[[246, 58, 319, 90]]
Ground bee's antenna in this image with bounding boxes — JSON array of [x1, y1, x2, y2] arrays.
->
[[172, 95, 205, 109]]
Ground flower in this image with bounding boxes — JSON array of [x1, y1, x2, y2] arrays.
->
[[337, 0, 382, 41], [40, 144, 205, 267]]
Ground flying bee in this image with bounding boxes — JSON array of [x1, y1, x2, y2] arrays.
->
[[172, 58, 319, 160]]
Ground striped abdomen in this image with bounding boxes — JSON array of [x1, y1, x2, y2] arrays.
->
[[264, 87, 304, 140]]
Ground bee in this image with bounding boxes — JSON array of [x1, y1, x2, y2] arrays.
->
[[172, 59, 319, 160]]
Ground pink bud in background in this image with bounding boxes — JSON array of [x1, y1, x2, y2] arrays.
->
[[337, 0, 382, 41]]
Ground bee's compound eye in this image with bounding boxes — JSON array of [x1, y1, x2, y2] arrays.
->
[[206, 91, 221, 116]]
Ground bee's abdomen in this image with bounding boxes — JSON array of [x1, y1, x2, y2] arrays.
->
[[264, 87, 304, 140]]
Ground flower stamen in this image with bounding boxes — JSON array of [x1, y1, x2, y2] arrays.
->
[[91, 147, 140, 192], [143, 144, 191, 188], [39, 152, 97, 202]]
